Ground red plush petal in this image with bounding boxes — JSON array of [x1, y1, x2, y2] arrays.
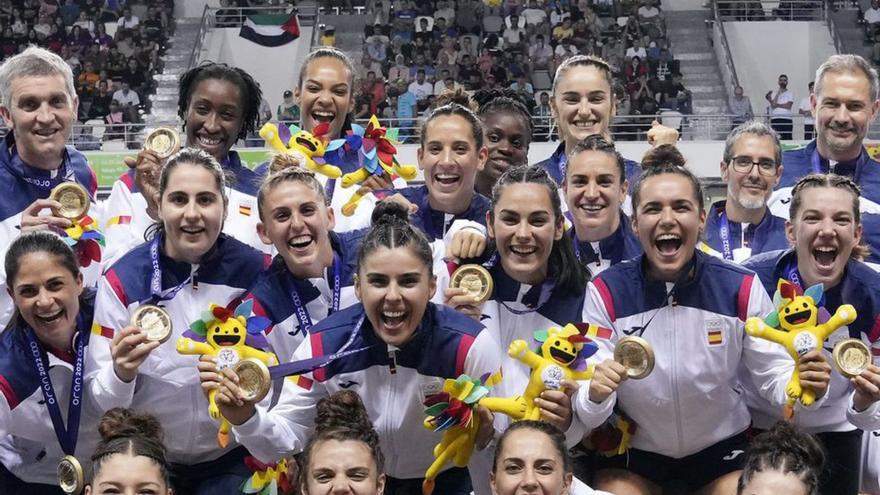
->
[[212, 306, 232, 322], [313, 122, 330, 138]]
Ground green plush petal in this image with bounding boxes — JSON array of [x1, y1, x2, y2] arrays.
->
[[764, 311, 780, 328], [533, 329, 549, 343]]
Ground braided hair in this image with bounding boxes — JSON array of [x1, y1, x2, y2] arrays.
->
[[178, 62, 263, 142]]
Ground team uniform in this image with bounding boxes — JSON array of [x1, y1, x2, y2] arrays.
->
[[574, 251, 797, 490], [85, 234, 269, 493], [229, 303, 503, 494], [703, 201, 789, 263], [102, 151, 269, 264], [0, 133, 100, 327], [743, 249, 880, 494], [243, 230, 364, 361], [397, 186, 491, 241], [571, 211, 642, 275], [0, 290, 101, 491]]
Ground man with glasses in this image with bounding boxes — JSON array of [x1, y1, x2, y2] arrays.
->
[[704, 121, 789, 262]]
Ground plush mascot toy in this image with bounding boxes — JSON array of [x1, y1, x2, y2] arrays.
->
[[421, 372, 501, 495], [322, 115, 417, 216], [259, 121, 342, 178], [481, 323, 598, 421], [745, 279, 856, 417], [176, 300, 278, 447]]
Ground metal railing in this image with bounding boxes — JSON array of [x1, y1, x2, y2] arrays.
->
[[188, 6, 319, 70], [712, 1, 741, 93], [715, 0, 825, 21], [0, 113, 824, 154], [823, 1, 846, 53]]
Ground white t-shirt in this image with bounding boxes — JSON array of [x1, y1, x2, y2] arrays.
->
[[866, 7, 880, 24], [769, 88, 794, 117], [521, 7, 547, 25], [625, 46, 647, 59], [408, 81, 433, 100], [555, 44, 578, 58], [799, 96, 814, 124], [638, 5, 660, 18], [112, 89, 140, 106]]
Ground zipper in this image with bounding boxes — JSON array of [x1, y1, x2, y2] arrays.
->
[[668, 292, 684, 456], [191, 264, 199, 291], [384, 344, 399, 472]]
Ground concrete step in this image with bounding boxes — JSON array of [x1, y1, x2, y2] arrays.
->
[[676, 52, 714, 61], [689, 85, 725, 93]]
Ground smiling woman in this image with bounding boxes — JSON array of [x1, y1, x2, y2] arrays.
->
[[85, 149, 270, 493], [205, 200, 503, 494], [0, 232, 103, 491]]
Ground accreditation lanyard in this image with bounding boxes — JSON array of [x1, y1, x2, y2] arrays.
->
[[23, 316, 86, 456], [268, 313, 372, 379], [811, 146, 866, 183], [8, 144, 74, 192], [287, 253, 343, 334], [148, 236, 193, 304]]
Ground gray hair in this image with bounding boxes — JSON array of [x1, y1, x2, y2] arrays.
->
[[723, 120, 782, 165], [814, 54, 880, 102], [0, 46, 76, 109]]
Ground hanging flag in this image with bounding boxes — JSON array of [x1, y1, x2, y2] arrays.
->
[[239, 13, 300, 47]]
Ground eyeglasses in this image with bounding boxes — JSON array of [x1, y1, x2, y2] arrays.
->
[[730, 156, 778, 176]]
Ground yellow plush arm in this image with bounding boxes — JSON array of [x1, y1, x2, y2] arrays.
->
[[745, 317, 790, 346], [240, 347, 277, 365], [176, 337, 215, 356], [508, 340, 543, 369], [258, 123, 287, 153], [816, 304, 858, 340], [341, 168, 370, 188]]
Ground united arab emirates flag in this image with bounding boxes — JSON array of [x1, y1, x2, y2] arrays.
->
[[239, 13, 300, 47]]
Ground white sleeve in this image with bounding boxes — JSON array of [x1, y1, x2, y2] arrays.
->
[[101, 179, 141, 267], [741, 277, 795, 409], [846, 339, 880, 431], [572, 282, 617, 431], [85, 275, 136, 411], [0, 393, 12, 438], [231, 336, 325, 463]]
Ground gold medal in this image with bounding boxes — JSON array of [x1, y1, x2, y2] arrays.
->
[[833, 338, 871, 379], [49, 183, 90, 219], [614, 336, 655, 380], [57, 455, 84, 495], [234, 358, 271, 403], [130, 305, 173, 344], [450, 264, 493, 303], [144, 127, 181, 159]]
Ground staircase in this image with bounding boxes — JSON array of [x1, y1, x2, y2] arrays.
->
[[318, 13, 368, 64], [664, 9, 729, 138], [147, 17, 204, 124], [831, 9, 872, 61]]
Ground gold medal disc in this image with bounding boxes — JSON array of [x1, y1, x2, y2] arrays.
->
[[130, 305, 173, 344], [235, 358, 271, 403], [833, 338, 871, 379], [144, 127, 181, 159], [49, 183, 90, 219], [450, 264, 493, 303], [57, 455, 84, 495], [614, 336, 655, 380]]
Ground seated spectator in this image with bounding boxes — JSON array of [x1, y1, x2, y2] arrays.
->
[[112, 80, 140, 122], [622, 15, 643, 46], [33, 13, 52, 37], [867, 0, 880, 35], [534, 91, 553, 141], [433, 17, 458, 40], [409, 52, 436, 81], [0, 27, 16, 57], [550, 4, 571, 25], [435, 51, 457, 80], [433, 68, 457, 93], [354, 92, 373, 119], [457, 34, 478, 61], [46, 24, 66, 53], [67, 24, 91, 55], [483, 5, 504, 33], [437, 76, 461, 95], [625, 55, 649, 90], [359, 53, 382, 78], [414, 16, 433, 36], [552, 18, 574, 43], [437, 36, 458, 65], [554, 37, 578, 63], [215, 0, 239, 28], [625, 38, 648, 59], [571, 18, 595, 52], [527, 37, 552, 72], [457, 54, 481, 89], [89, 79, 112, 119], [59, 0, 80, 26], [77, 60, 100, 95], [507, 52, 529, 79], [637, 0, 664, 37], [365, 35, 387, 66], [660, 72, 692, 113], [72, 10, 94, 34], [143, 6, 167, 40], [10, 13, 27, 37], [502, 14, 526, 50], [104, 99, 127, 141], [116, 6, 139, 33], [521, 0, 548, 26], [477, 47, 494, 75], [277, 90, 300, 122], [121, 57, 146, 94], [93, 22, 112, 47], [408, 69, 433, 112], [483, 32, 503, 51], [388, 53, 411, 83], [488, 50, 508, 84], [509, 72, 534, 102], [434, 0, 455, 24], [394, 79, 417, 136], [457, 0, 482, 34], [729, 85, 753, 126], [362, 71, 386, 114], [381, 92, 398, 120]]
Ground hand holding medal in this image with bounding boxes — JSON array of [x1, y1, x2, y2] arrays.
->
[[124, 128, 180, 219]]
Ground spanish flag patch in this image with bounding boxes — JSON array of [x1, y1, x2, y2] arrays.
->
[[239, 204, 252, 216], [91, 323, 114, 339], [707, 330, 723, 345]]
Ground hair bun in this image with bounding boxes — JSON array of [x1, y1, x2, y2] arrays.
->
[[472, 88, 526, 109], [315, 390, 372, 434], [371, 199, 410, 226], [753, 421, 825, 471], [432, 88, 478, 111], [98, 408, 165, 445], [641, 144, 686, 170]]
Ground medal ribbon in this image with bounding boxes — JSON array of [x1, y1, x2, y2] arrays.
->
[[288, 253, 343, 334], [23, 315, 86, 456], [718, 210, 734, 261], [148, 236, 192, 304], [268, 313, 374, 379], [8, 144, 74, 191]]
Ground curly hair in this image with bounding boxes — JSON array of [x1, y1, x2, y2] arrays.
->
[[177, 62, 263, 141]]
